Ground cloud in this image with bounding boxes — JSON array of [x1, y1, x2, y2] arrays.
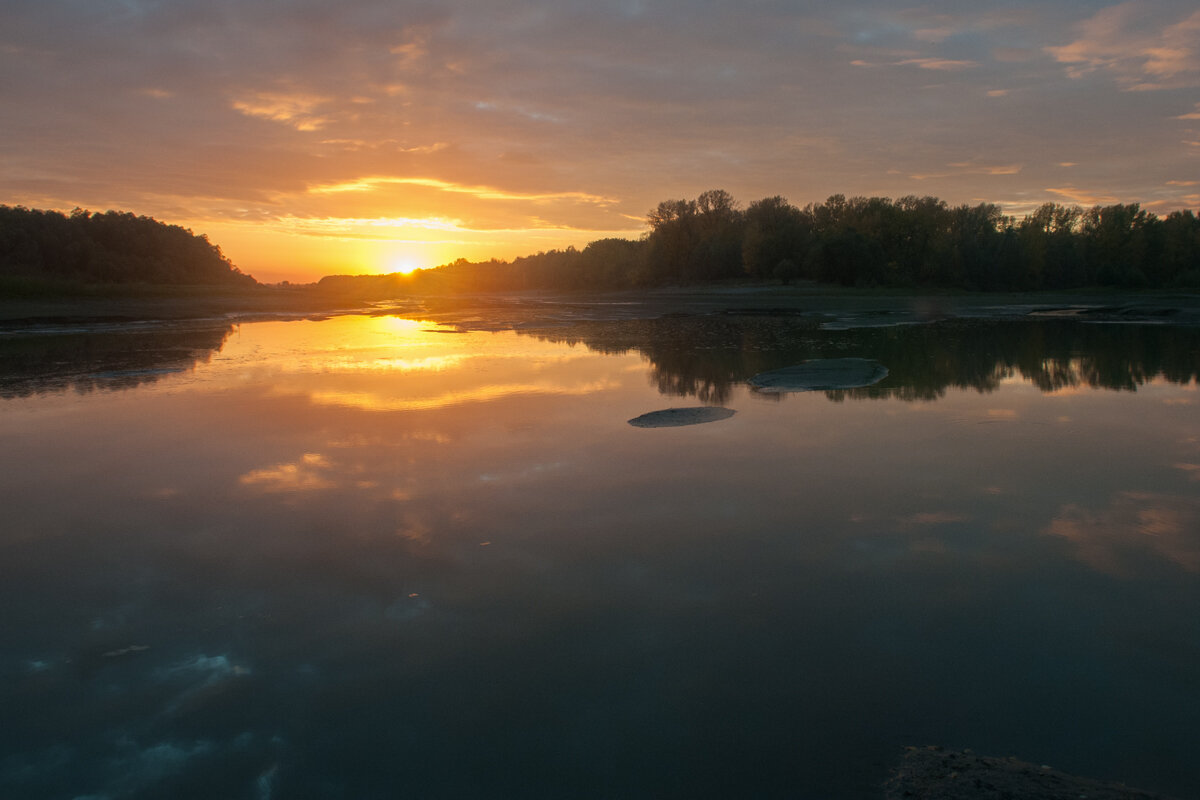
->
[[913, 27, 956, 44], [276, 215, 469, 237], [308, 176, 617, 205], [851, 57, 978, 71], [1047, 4, 1200, 90], [948, 162, 1022, 175], [992, 46, 1037, 63], [231, 91, 333, 131], [911, 162, 1022, 180], [897, 57, 979, 71], [1044, 186, 1119, 205]]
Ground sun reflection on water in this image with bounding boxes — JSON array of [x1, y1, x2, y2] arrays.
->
[[214, 314, 636, 413]]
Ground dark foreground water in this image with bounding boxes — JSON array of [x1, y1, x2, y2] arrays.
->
[[1, 311, 1199, 799]]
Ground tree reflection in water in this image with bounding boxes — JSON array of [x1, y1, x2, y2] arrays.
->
[[525, 316, 1200, 404], [0, 323, 235, 398]]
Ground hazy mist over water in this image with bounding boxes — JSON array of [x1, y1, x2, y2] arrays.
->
[[2, 313, 1198, 799]]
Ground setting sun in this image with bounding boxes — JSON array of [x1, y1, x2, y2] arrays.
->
[[388, 256, 423, 275]]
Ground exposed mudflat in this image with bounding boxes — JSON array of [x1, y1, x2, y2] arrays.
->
[[627, 406, 736, 427]]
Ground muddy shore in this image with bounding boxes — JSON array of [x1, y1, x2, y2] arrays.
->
[[3, 284, 1198, 331]]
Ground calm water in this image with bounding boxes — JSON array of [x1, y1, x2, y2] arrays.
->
[[2, 311, 1199, 799]]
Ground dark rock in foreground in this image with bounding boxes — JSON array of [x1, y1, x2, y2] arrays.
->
[[748, 357, 888, 392], [627, 407, 736, 428], [885, 746, 1178, 800]]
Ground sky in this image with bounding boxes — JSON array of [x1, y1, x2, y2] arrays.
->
[[2, 0, 1199, 283]]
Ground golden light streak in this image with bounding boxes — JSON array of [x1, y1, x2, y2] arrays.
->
[[276, 215, 468, 236], [307, 175, 618, 205], [316, 354, 467, 373], [308, 379, 619, 412]]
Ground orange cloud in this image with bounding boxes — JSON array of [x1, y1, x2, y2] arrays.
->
[[307, 176, 617, 206], [948, 162, 1022, 175], [850, 57, 977, 71], [911, 162, 1022, 180], [231, 91, 332, 131], [1047, 5, 1200, 90], [1176, 463, 1200, 481], [1044, 186, 1119, 205]]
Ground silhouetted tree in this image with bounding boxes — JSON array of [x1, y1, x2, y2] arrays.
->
[[742, 196, 811, 280], [302, 191, 1198, 297], [0, 205, 256, 287]]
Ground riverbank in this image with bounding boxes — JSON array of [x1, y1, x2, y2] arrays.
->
[[0, 284, 367, 327], [3, 282, 1199, 330]]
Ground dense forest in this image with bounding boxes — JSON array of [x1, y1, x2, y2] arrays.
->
[[4, 193, 1198, 297], [0, 206, 256, 287], [322, 190, 1200, 297]]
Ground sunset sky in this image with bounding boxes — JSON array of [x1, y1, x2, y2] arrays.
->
[[3, 1, 1199, 283]]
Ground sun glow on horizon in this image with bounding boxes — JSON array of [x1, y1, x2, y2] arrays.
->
[[388, 256, 424, 275]]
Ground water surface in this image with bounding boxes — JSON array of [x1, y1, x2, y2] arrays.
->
[[2, 312, 1198, 799]]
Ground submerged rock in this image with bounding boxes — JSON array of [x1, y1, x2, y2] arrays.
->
[[748, 358, 888, 392], [627, 407, 736, 428], [886, 746, 1178, 800]]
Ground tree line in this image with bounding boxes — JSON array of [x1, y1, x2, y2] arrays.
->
[[335, 189, 1198, 296], [4, 194, 1197, 296], [0, 205, 256, 287]]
